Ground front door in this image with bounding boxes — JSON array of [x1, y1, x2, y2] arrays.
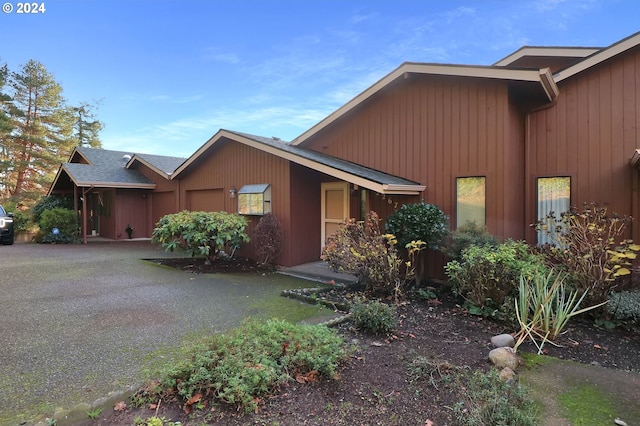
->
[[321, 182, 349, 248]]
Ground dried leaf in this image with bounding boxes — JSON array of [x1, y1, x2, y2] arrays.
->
[[295, 370, 319, 383], [186, 393, 202, 406], [113, 401, 127, 411]]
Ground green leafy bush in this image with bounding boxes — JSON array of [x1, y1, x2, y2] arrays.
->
[[321, 211, 404, 296], [454, 369, 538, 426], [385, 201, 449, 249], [351, 299, 398, 335], [445, 240, 547, 318], [152, 210, 249, 264], [608, 290, 640, 323], [534, 202, 639, 309], [0, 200, 32, 233], [442, 221, 497, 261], [253, 212, 283, 265], [159, 319, 344, 413], [38, 207, 78, 243], [32, 195, 74, 224], [385, 202, 449, 284]]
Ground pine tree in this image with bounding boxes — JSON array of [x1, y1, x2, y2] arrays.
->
[[0, 60, 103, 202]]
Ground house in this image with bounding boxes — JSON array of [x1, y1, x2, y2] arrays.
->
[[49, 31, 640, 277], [49, 146, 185, 242]]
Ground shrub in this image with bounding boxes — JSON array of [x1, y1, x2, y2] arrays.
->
[[442, 221, 497, 261], [152, 210, 249, 264], [445, 240, 547, 318], [454, 369, 538, 426], [608, 290, 640, 323], [38, 208, 78, 243], [159, 319, 344, 413], [385, 202, 449, 284], [253, 212, 283, 265], [321, 211, 403, 296], [385, 201, 449, 249], [0, 200, 32, 233], [534, 202, 639, 308], [351, 299, 398, 335], [32, 195, 74, 224]]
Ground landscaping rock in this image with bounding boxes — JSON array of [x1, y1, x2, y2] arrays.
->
[[488, 347, 519, 370], [491, 333, 515, 348], [499, 366, 516, 382]]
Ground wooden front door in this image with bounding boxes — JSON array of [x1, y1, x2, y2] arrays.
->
[[321, 182, 349, 248]]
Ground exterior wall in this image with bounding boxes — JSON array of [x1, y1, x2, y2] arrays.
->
[[302, 74, 522, 241], [287, 164, 324, 265], [134, 163, 180, 235], [527, 46, 640, 242], [178, 138, 296, 264], [115, 189, 149, 239]]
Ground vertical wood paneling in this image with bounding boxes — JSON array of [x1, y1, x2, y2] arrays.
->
[[529, 46, 640, 241]]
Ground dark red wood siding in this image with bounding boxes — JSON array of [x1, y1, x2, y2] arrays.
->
[[302, 74, 525, 241], [527, 46, 640, 242]]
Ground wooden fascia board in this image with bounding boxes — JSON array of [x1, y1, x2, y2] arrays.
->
[[290, 63, 551, 146], [126, 156, 171, 180], [539, 68, 559, 101], [226, 132, 425, 195], [494, 47, 600, 67], [555, 33, 640, 82], [73, 181, 156, 189], [47, 165, 66, 196]]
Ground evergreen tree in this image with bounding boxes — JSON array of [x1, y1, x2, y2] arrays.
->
[[0, 60, 102, 202]]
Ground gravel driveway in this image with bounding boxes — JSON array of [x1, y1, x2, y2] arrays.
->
[[0, 241, 324, 424]]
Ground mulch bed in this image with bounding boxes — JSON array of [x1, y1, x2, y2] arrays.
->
[[92, 258, 640, 425]]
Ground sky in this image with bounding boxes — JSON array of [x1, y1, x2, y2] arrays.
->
[[1, 0, 639, 158]]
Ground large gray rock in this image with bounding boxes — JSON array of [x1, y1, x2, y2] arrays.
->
[[489, 347, 519, 370], [491, 333, 515, 348]]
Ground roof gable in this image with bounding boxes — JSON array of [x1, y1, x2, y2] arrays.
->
[[494, 46, 600, 71], [289, 62, 557, 146]]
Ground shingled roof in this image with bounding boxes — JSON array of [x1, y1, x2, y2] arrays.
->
[[48, 147, 187, 193]]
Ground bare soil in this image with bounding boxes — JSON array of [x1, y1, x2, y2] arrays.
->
[[89, 258, 640, 426]]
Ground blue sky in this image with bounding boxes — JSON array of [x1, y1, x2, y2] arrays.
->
[[1, 0, 639, 158]]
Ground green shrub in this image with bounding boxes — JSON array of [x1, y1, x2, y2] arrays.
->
[[608, 290, 640, 323], [534, 202, 639, 309], [445, 240, 547, 318], [385, 201, 449, 250], [322, 211, 404, 297], [351, 299, 398, 335], [0, 200, 32, 233], [253, 212, 283, 265], [442, 221, 497, 261], [152, 210, 249, 264], [454, 369, 538, 426], [32, 195, 74, 224], [159, 319, 344, 413], [38, 208, 78, 243], [385, 202, 449, 284]]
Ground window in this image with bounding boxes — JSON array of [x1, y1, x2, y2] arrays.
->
[[456, 177, 486, 228], [238, 184, 271, 215], [537, 177, 570, 245]]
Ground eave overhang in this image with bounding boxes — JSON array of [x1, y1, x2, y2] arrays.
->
[[173, 130, 425, 196]]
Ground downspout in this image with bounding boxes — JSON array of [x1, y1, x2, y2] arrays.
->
[[524, 68, 559, 243]]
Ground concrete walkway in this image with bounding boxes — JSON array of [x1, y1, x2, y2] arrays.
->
[[0, 241, 329, 424], [279, 261, 358, 285]]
